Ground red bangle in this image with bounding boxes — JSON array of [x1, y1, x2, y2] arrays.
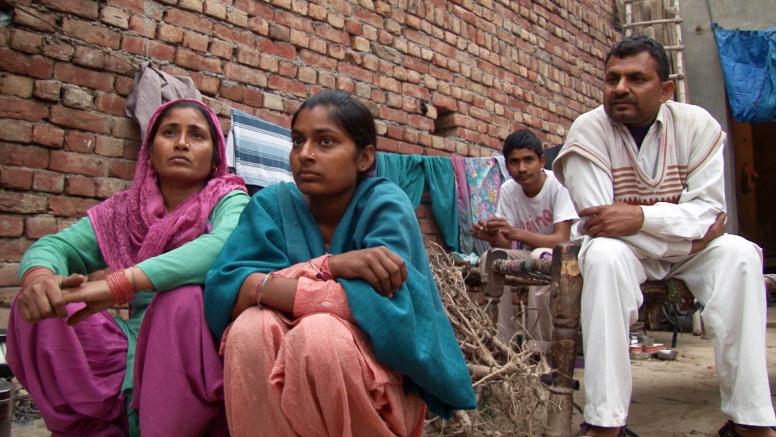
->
[[106, 270, 135, 304], [21, 267, 52, 287]]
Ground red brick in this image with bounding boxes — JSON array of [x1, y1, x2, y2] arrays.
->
[[25, 215, 58, 239], [64, 131, 96, 153], [236, 47, 260, 67], [148, 41, 175, 62], [0, 263, 21, 286], [0, 191, 47, 214], [62, 18, 120, 49], [53, 63, 114, 92], [277, 61, 296, 78], [175, 48, 222, 74], [49, 151, 110, 177], [224, 63, 268, 87], [111, 118, 140, 140], [316, 24, 349, 44], [95, 177, 129, 198], [209, 39, 234, 59], [105, 55, 135, 76], [249, 17, 270, 36], [115, 76, 135, 96], [189, 73, 220, 96], [32, 124, 65, 148], [95, 135, 124, 157], [33, 169, 65, 193], [13, 7, 57, 33], [159, 24, 184, 44], [204, 0, 227, 19], [0, 166, 33, 190], [42, 42, 75, 61], [121, 36, 147, 55], [73, 46, 106, 69], [268, 75, 305, 96], [101, 6, 130, 29], [219, 82, 244, 102], [213, 23, 256, 47], [0, 73, 33, 98], [0, 119, 32, 143], [110, 159, 135, 180], [337, 63, 373, 83], [234, 0, 274, 19], [183, 30, 209, 52], [0, 48, 53, 79], [243, 87, 263, 107], [50, 106, 111, 134], [48, 195, 100, 217], [122, 141, 140, 160], [65, 175, 96, 197], [0, 96, 48, 121], [109, 0, 145, 14], [164, 8, 213, 33], [268, 24, 290, 42], [41, 0, 99, 19], [10, 28, 44, 54], [95, 94, 126, 117], [129, 16, 156, 38], [0, 239, 32, 262], [257, 38, 296, 60]]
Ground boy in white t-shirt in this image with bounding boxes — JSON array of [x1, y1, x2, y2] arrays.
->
[[473, 129, 578, 347]]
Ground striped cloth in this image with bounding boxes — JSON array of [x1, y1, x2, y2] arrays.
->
[[226, 109, 294, 188]]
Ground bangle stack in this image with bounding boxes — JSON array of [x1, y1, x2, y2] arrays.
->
[[255, 272, 274, 307], [106, 270, 135, 304]]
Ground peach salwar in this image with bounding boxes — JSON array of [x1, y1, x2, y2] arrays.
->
[[223, 259, 426, 437]]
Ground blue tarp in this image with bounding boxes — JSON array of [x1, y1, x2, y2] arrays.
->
[[713, 23, 776, 123]]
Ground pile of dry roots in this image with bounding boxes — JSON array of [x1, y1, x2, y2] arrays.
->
[[423, 243, 552, 436]]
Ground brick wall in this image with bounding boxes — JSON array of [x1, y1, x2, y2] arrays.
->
[[0, 0, 619, 298]]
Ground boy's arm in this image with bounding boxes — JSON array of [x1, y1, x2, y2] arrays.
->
[[499, 220, 572, 249]]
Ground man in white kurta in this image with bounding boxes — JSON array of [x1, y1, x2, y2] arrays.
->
[[553, 35, 775, 436]]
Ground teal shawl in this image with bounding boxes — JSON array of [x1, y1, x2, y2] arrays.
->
[[204, 177, 475, 417]]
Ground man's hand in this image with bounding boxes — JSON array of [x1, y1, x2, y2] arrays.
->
[[579, 203, 644, 237], [328, 247, 408, 297], [690, 212, 727, 254]]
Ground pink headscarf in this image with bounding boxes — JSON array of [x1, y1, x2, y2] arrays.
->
[[88, 99, 246, 269]]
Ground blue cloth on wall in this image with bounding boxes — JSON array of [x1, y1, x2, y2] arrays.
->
[[376, 152, 459, 252], [204, 177, 476, 417], [713, 23, 776, 123]]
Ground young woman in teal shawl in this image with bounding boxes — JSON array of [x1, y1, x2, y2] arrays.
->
[[205, 90, 475, 436]]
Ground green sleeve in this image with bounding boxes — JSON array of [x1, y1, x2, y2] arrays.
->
[[136, 190, 250, 292], [19, 217, 107, 279]]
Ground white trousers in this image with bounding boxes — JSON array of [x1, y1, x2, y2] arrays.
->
[[563, 155, 776, 427]]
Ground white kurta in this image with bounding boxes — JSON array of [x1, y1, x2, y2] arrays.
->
[[554, 102, 775, 427]]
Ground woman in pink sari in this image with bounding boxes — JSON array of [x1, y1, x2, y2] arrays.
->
[[7, 99, 248, 436]]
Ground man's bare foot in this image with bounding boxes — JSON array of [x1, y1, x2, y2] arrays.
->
[[719, 421, 776, 437], [578, 424, 622, 437]]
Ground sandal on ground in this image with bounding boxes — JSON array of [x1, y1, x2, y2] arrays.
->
[[718, 420, 776, 436], [576, 422, 639, 437]]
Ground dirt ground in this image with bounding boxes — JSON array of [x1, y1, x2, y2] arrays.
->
[[9, 310, 776, 436]]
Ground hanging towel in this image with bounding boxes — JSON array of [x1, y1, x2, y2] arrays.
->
[[451, 156, 474, 254], [465, 157, 503, 255], [376, 152, 459, 251], [228, 109, 294, 188]]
